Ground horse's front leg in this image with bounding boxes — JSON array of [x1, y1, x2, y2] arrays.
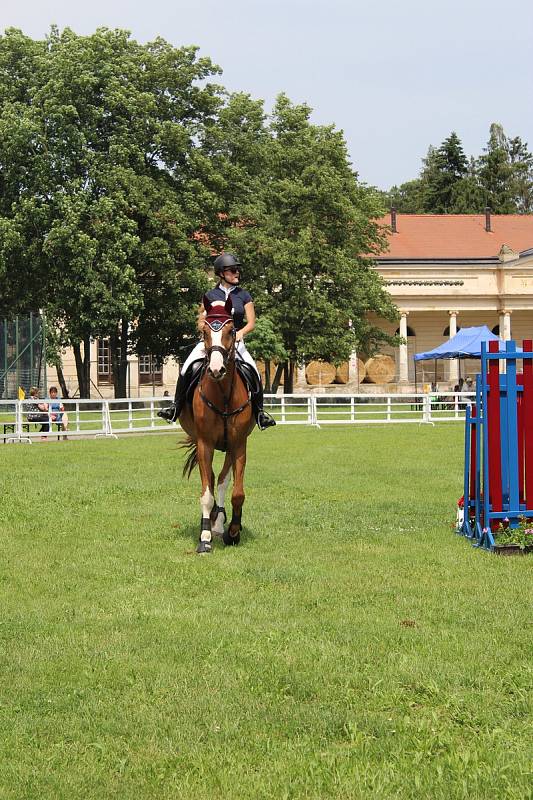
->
[[223, 444, 246, 546], [211, 451, 232, 537], [197, 440, 215, 554]]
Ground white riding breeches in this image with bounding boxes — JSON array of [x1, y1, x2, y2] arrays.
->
[[181, 339, 260, 378]]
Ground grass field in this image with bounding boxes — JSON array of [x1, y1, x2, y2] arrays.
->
[[1, 425, 532, 799]]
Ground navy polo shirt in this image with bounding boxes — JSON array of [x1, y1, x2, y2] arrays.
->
[[206, 285, 252, 331]]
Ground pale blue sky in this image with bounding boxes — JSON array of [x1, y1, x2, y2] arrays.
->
[[1, 0, 531, 189]]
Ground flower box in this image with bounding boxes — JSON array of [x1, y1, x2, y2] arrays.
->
[[493, 543, 524, 556]]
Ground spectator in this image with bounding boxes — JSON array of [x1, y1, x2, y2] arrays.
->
[[46, 386, 69, 439], [26, 387, 50, 439]]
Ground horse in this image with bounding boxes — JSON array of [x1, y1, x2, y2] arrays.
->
[[179, 294, 255, 554]]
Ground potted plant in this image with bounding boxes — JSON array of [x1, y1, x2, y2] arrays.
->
[[492, 517, 533, 555]]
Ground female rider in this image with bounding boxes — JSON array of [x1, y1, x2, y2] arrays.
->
[[159, 253, 276, 430]]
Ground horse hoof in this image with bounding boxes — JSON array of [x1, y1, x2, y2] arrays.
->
[[223, 528, 241, 546], [196, 540, 212, 554]]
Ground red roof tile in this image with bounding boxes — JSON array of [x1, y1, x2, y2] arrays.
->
[[377, 214, 533, 259]]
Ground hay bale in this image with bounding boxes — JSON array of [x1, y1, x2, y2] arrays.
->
[[334, 362, 349, 384], [305, 360, 336, 385], [334, 359, 366, 384], [364, 354, 395, 384], [256, 360, 266, 383]]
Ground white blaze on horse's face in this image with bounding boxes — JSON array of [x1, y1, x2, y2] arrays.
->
[[208, 327, 225, 377], [205, 310, 235, 380]]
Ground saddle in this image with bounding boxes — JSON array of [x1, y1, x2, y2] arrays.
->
[[185, 358, 258, 408]]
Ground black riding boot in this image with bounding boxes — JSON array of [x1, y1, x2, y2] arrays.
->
[[158, 371, 188, 423], [252, 384, 276, 431]]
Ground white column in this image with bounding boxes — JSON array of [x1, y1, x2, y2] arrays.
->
[[348, 350, 359, 383], [398, 311, 409, 383], [500, 309, 512, 341], [448, 311, 459, 384]]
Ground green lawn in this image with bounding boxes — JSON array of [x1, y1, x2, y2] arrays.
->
[[1, 426, 532, 799]]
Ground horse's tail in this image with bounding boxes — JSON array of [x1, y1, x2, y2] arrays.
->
[[181, 436, 198, 479]]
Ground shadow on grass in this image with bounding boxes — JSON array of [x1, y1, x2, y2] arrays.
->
[[172, 521, 256, 552]]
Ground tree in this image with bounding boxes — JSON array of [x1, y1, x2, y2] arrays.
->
[[223, 94, 398, 392], [0, 27, 220, 395], [387, 179, 424, 213], [478, 123, 517, 213], [421, 133, 468, 212], [507, 135, 533, 213], [245, 316, 287, 392]]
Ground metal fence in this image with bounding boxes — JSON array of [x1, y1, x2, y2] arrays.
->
[[0, 314, 46, 399], [1, 392, 475, 443]]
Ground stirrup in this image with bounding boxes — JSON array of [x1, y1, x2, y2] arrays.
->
[[257, 410, 276, 430], [157, 404, 178, 423]]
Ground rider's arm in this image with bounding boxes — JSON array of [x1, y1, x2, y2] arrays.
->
[[237, 302, 256, 342]]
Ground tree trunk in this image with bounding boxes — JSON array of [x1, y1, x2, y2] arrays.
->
[[284, 360, 295, 394], [112, 320, 129, 398], [264, 361, 271, 393], [55, 361, 70, 398], [73, 340, 91, 398], [271, 362, 285, 394], [83, 336, 91, 397]]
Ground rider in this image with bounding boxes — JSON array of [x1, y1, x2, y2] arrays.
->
[[159, 252, 276, 430]]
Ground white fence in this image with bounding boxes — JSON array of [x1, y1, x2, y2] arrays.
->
[[0, 392, 475, 443]]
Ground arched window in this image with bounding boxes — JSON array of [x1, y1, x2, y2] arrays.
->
[[443, 325, 461, 336], [395, 325, 416, 336]]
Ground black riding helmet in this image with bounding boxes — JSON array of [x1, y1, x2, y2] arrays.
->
[[213, 252, 242, 282]]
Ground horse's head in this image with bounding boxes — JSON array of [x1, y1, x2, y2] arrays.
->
[[202, 294, 236, 380]]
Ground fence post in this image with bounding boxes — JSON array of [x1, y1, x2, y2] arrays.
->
[[128, 400, 133, 430], [351, 396, 355, 422], [95, 401, 118, 439], [6, 400, 31, 444], [281, 396, 286, 423], [311, 395, 320, 428], [387, 396, 392, 422]]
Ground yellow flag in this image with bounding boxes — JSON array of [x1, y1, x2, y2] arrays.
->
[[18, 386, 25, 400]]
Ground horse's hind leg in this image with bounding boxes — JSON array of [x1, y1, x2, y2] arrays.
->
[[223, 445, 246, 546], [211, 452, 232, 537], [197, 440, 215, 554]]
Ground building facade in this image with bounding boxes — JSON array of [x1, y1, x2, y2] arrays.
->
[[47, 212, 533, 397]]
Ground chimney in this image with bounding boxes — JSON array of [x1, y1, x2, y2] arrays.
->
[[485, 206, 492, 232], [391, 207, 397, 233]]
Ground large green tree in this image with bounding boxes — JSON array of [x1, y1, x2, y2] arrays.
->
[[387, 124, 533, 215], [0, 27, 219, 395], [222, 94, 398, 392]]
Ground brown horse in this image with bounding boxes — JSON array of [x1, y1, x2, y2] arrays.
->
[[179, 295, 255, 554]]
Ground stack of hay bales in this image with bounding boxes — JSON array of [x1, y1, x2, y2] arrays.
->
[[304, 359, 367, 385]]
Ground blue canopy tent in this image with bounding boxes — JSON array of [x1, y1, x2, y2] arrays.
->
[[413, 325, 503, 390]]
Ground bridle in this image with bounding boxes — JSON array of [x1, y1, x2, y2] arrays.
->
[[199, 318, 250, 452]]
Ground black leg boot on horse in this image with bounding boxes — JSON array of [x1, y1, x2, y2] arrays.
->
[[237, 362, 276, 431]]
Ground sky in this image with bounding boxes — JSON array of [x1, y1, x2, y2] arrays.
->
[[1, 0, 532, 189]]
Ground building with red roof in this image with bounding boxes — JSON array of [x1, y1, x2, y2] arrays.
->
[[367, 211, 533, 388]]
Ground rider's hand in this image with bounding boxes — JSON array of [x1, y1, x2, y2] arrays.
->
[[235, 332, 244, 343]]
